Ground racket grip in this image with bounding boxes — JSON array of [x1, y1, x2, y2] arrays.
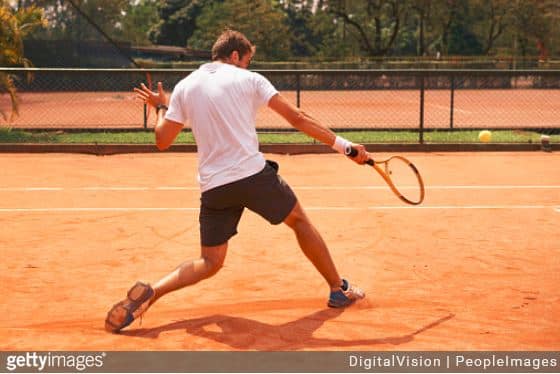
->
[[344, 146, 358, 157], [345, 146, 374, 166]]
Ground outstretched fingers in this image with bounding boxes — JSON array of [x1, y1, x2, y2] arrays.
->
[[133, 81, 167, 109], [133, 83, 158, 106], [133, 87, 149, 101]]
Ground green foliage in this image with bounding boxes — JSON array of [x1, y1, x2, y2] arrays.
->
[[439, 2, 481, 55], [149, 0, 214, 46], [116, 0, 160, 45], [32, 0, 128, 41], [327, 0, 407, 57], [0, 3, 46, 122], [7, 0, 560, 63], [509, 0, 553, 57], [188, 0, 292, 60], [283, 0, 337, 58]]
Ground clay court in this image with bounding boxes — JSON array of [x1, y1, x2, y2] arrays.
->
[[1, 151, 559, 351]]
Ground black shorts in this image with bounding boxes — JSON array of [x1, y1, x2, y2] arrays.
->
[[199, 160, 297, 247]]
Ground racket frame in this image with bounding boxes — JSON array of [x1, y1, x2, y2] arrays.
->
[[346, 147, 425, 205], [367, 156, 425, 205]]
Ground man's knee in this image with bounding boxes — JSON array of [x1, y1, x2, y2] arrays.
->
[[204, 257, 224, 276], [201, 244, 227, 275], [283, 202, 310, 231]]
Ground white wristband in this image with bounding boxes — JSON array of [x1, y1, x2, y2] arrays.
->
[[332, 136, 352, 155]]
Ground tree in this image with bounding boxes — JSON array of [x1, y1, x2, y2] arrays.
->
[[510, 0, 552, 59], [281, 0, 338, 58], [21, 0, 128, 41], [327, 0, 407, 57], [149, 0, 214, 46], [428, 0, 459, 55], [446, 2, 482, 55], [0, 3, 46, 122], [410, 0, 432, 56], [188, 0, 292, 60], [115, 0, 160, 45], [544, 1, 560, 57], [283, 0, 317, 57], [471, 0, 511, 54]]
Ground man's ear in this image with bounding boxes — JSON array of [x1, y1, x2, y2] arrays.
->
[[230, 50, 240, 63]]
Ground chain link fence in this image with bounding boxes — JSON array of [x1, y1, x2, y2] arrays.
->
[[1, 68, 559, 142]]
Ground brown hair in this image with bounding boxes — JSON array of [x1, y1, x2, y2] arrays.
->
[[211, 29, 255, 61]]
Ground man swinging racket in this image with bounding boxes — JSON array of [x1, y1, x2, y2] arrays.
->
[[105, 29, 369, 333]]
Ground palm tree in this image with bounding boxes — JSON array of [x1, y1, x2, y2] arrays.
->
[[0, 3, 46, 122]]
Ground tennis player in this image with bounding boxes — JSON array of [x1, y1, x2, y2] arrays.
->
[[105, 29, 369, 333]]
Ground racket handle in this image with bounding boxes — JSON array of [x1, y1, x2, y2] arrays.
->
[[345, 146, 374, 166], [344, 145, 357, 157]]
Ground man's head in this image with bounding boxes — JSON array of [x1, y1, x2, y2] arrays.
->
[[211, 29, 255, 69]]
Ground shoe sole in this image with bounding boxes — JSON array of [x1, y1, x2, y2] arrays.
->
[[327, 299, 356, 308], [328, 287, 365, 308], [105, 282, 154, 333]]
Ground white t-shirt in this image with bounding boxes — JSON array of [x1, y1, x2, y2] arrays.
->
[[165, 62, 278, 192]]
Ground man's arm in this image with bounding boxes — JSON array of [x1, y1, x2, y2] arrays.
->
[[134, 81, 183, 151], [268, 93, 369, 163], [155, 113, 183, 151]]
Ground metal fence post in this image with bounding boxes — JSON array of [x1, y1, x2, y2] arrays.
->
[[450, 75, 455, 129], [419, 75, 425, 144], [143, 103, 147, 129], [296, 72, 301, 108]]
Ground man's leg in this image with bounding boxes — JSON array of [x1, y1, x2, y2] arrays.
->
[[105, 243, 227, 332], [283, 201, 365, 307], [151, 243, 228, 304], [283, 202, 342, 291]]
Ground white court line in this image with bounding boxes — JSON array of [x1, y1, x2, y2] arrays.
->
[[154, 186, 196, 191], [296, 185, 560, 190], [1, 185, 560, 192], [0, 205, 558, 213], [0, 186, 195, 192], [9, 187, 65, 191], [0, 207, 197, 213], [80, 187, 151, 191], [309, 205, 558, 210]]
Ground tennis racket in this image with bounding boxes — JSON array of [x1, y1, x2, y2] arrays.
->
[[346, 147, 425, 205]]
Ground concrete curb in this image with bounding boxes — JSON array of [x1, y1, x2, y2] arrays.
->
[[0, 143, 556, 155]]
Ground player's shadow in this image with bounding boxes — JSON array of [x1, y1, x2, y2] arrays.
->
[[123, 307, 455, 350]]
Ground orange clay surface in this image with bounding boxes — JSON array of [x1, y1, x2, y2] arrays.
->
[[3, 89, 559, 129], [0, 152, 559, 351]]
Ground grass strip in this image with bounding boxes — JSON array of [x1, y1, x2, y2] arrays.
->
[[0, 128, 557, 144]]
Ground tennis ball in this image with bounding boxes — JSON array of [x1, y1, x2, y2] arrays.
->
[[478, 130, 492, 143]]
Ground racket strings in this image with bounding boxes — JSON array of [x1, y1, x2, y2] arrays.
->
[[385, 158, 424, 204]]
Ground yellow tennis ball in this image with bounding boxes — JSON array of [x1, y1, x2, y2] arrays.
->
[[478, 130, 492, 143]]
